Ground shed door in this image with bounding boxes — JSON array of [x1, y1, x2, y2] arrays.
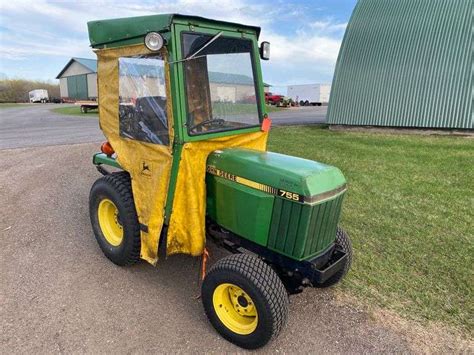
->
[[67, 75, 88, 99]]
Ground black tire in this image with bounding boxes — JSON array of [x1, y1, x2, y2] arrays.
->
[[299, 100, 304, 106], [318, 227, 352, 288], [202, 254, 289, 349], [304, 100, 310, 106], [89, 172, 141, 266], [81, 106, 88, 113]]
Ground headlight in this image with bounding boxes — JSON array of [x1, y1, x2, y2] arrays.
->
[[144, 32, 164, 51]]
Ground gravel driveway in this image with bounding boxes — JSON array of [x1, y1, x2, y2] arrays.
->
[[0, 104, 104, 150], [0, 104, 326, 150]]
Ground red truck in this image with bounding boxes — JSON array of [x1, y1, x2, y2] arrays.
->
[[265, 92, 284, 105]]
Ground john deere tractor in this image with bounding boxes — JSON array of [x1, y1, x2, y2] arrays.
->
[[87, 14, 352, 349]]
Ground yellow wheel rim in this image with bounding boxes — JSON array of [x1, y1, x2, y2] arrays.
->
[[98, 198, 123, 246], [212, 283, 258, 335]]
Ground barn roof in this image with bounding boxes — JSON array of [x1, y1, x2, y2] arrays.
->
[[209, 72, 259, 86], [55, 57, 97, 79], [57, 58, 269, 86]]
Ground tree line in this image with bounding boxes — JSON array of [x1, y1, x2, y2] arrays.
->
[[0, 79, 60, 103]]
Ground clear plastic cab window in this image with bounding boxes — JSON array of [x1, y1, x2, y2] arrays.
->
[[118, 55, 169, 145], [182, 33, 261, 135]]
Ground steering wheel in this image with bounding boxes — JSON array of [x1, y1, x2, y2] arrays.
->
[[190, 118, 225, 132]]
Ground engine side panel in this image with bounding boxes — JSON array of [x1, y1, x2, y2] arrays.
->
[[206, 174, 274, 246]]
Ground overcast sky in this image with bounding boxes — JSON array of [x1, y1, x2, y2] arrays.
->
[[0, 0, 356, 92]]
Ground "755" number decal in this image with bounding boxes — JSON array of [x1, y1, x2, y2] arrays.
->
[[278, 189, 303, 202]]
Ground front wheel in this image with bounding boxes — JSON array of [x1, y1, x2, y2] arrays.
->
[[202, 254, 289, 349]]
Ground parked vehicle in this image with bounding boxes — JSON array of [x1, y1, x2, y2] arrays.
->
[[75, 100, 98, 113], [264, 91, 284, 105], [28, 89, 49, 103], [277, 96, 294, 107], [50, 97, 63, 104], [287, 84, 331, 106], [87, 14, 352, 349]]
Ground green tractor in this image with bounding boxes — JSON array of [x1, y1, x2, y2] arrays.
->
[[87, 14, 352, 349]]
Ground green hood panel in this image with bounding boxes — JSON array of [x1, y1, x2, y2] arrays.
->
[[207, 148, 346, 197]]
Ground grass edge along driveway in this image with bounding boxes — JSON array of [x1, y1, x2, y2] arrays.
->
[[51, 106, 98, 117], [268, 126, 473, 334], [51, 104, 282, 117]]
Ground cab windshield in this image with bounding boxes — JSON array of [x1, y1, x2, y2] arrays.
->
[[182, 33, 261, 135]]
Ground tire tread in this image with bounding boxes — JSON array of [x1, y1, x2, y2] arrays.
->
[[89, 171, 141, 266]]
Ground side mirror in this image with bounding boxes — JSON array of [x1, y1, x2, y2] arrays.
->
[[259, 41, 270, 60]]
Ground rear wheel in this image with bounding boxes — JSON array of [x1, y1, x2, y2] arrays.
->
[[89, 172, 141, 266], [81, 106, 88, 113], [317, 227, 352, 287], [202, 254, 289, 349]]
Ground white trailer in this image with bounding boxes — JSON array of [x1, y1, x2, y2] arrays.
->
[[28, 89, 49, 103], [287, 84, 331, 106]]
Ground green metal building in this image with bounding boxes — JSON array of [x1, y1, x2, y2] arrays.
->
[[327, 0, 473, 129], [56, 58, 98, 101]]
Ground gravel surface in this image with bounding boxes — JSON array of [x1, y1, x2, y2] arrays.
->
[[0, 104, 326, 150], [0, 143, 412, 353], [271, 106, 327, 125], [0, 104, 104, 150]]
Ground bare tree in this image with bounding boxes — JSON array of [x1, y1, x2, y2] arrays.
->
[[0, 79, 60, 102]]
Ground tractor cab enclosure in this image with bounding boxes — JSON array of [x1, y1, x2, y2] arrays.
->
[[87, 14, 352, 349]]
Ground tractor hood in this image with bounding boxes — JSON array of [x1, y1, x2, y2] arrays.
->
[[206, 148, 346, 201]]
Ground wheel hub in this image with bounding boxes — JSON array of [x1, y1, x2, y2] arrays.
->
[[237, 295, 248, 308], [212, 283, 258, 335], [98, 198, 124, 246]]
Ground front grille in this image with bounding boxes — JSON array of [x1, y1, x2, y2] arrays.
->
[[267, 192, 345, 260]]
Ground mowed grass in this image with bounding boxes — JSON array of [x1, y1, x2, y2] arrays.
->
[[50, 104, 282, 117], [212, 102, 282, 115], [52, 106, 98, 116], [268, 126, 473, 332], [52, 104, 279, 117]]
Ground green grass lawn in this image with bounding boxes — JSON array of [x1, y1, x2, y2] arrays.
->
[[265, 104, 282, 113], [52, 104, 280, 117], [268, 126, 473, 333], [52, 106, 98, 116], [212, 102, 282, 114]]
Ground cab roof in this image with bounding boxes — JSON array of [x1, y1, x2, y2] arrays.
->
[[87, 13, 261, 49]]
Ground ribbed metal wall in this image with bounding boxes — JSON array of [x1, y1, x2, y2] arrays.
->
[[327, 0, 473, 129]]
